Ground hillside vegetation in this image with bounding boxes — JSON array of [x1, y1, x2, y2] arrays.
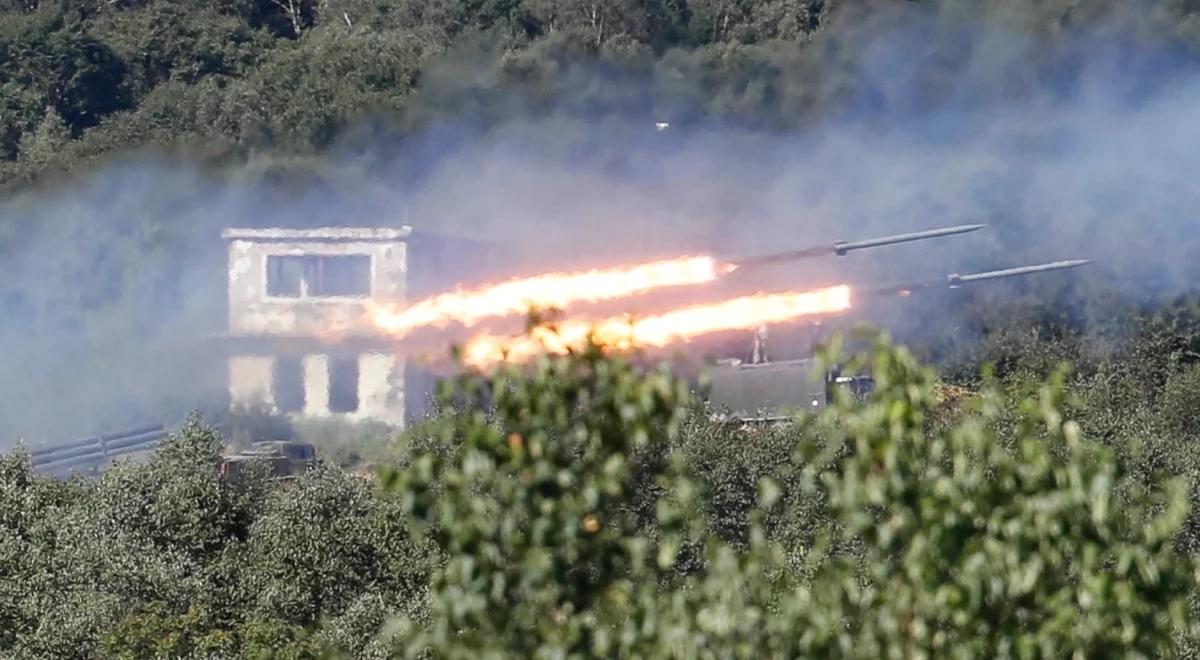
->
[[3, 0, 1200, 186], [3, 335, 1200, 657]]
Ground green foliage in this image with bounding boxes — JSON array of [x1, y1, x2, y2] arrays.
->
[[384, 345, 697, 655], [380, 335, 1198, 657], [677, 415, 828, 554], [15, 108, 71, 171], [9, 0, 1196, 185], [243, 464, 428, 625], [98, 603, 328, 659], [0, 415, 429, 658], [788, 338, 1196, 657], [2, 335, 1200, 656], [0, 9, 132, 141]]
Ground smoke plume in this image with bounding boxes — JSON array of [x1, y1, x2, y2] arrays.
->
[[3, 2, 1200, 443]]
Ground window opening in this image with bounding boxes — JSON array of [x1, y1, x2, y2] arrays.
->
[[273, 357, 305, 413], [266, 255, 371, 298], [329, 357, 360, 413]]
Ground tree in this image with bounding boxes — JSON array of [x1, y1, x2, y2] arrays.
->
[[384, 333, 1198, 656], [384, 344, 699, 655], [780, 337, 1198, 656], [16, 108, 71, 170], [0, 10, 131, 138], [687, 0, 828, 44], [242, 464, 428, 626], [0, 415, 433, 658], [267, 0, 316, 37], [524, 0, 656, 47]]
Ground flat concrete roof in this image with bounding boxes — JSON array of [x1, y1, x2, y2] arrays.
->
[[221, 226, 412, 242]]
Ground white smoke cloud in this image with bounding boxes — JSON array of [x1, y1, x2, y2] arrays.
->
[[4, 4, 1200, 443]]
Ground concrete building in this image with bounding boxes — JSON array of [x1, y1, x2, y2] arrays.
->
[[222, 227, 410, 426]]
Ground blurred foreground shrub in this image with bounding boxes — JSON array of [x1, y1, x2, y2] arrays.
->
[[384, 334, 1197, 657], [0, 334, 1196, 657], [0, 416, 430, 659]]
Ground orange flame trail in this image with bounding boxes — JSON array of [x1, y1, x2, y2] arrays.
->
[[461, 285, 853, 368], [369, 256, 729, 337]]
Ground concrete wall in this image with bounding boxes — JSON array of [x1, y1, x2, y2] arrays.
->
[[223, 228, 410, 427], [229, 355, 276, 409], [302, 354, 330, 416], [225, 229, 408, 337], [228, 351, 404, 423], [357, 352, 404, 425]]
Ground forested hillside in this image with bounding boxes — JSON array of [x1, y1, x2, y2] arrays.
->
[[4, 0, 1200, 186], [0, 0, 832, 185]]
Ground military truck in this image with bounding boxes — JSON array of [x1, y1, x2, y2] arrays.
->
[[218, 440, 316, 480], [697, 320, 869, 422], [707, 357, 873, 421]]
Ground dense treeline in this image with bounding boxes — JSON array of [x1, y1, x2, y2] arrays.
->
[[4, 0, 1200, 187], [3, 336, 1200, 657], [0, 0, 829, 185], [0, 417, 426, 657]]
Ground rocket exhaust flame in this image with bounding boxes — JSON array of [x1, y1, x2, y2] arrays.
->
[[461, 285, 853, 368], [369, 256, 731, 337], [367, 224, 989, 339], [454, 256, 1088, 368]]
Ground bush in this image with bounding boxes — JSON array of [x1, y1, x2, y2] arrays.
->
[[782, 339, 1196, 657], [383, 344, 697, 655], [0, 415, 429, 659], [384, 334, 1198, 657], [2, 335, 1198, 657]]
